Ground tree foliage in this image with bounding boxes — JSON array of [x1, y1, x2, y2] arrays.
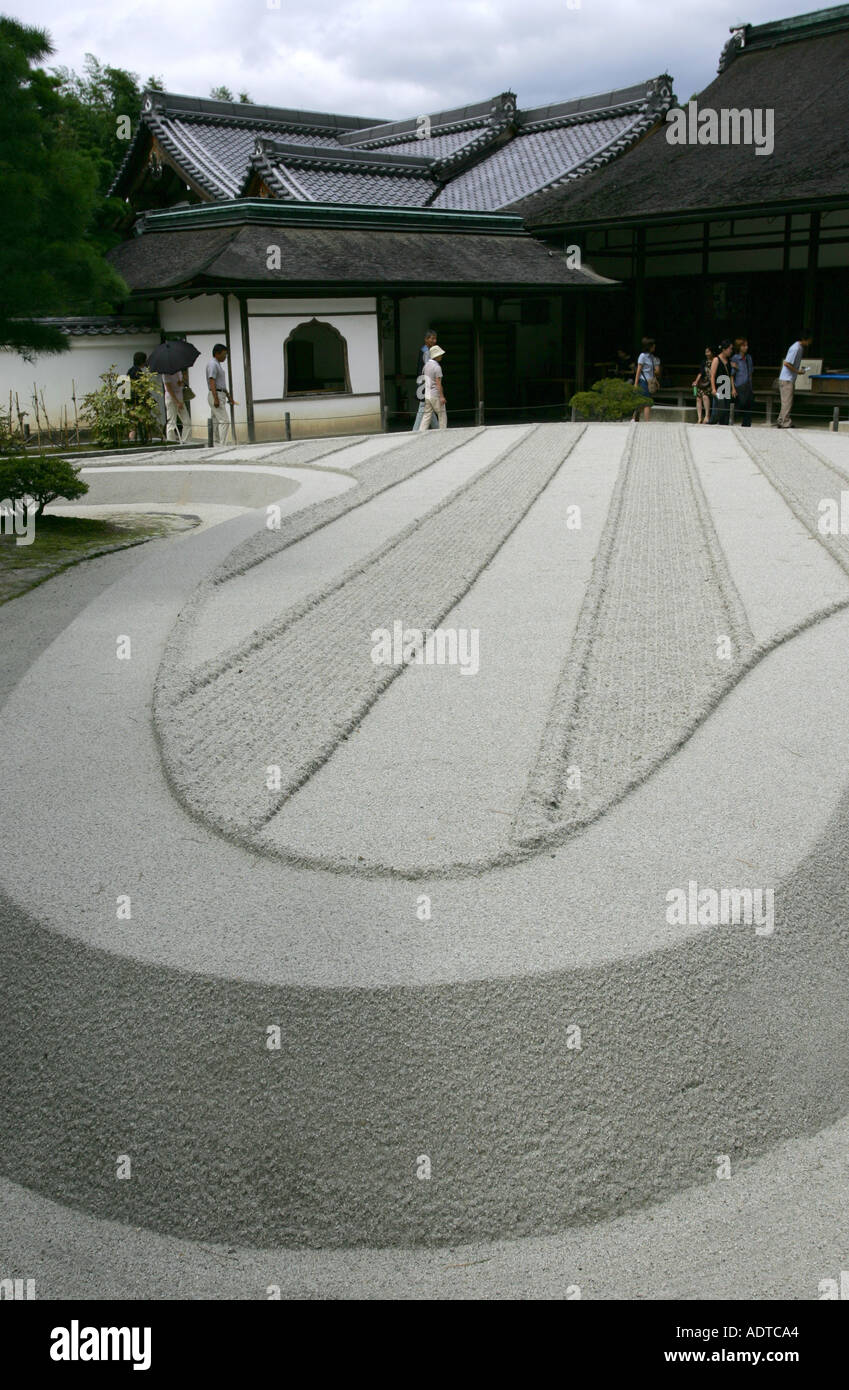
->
[[0, 17, 129, 355], [210, 85, 253, 103], [0, 454, 89, 517], [0, 419, 88, 516]]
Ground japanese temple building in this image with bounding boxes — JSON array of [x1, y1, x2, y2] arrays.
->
[[103, 81, 673, 437], [517, 3, 849, 391], [4, 3, 848, 437]]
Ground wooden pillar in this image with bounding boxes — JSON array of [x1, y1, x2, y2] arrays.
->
[[473, 294, 484, 423], [393, 295, 401, 375], [803, 211, 820, 333], [376, 296, 387, 434], [238, 296, 255, 444], [633, 227, 646, 347], [222, 293, 236, 443], [392, 294, 402, 418], [574, 292, 587, 393]]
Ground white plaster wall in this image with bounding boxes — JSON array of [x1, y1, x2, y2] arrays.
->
[[0, 335, 160, 430], [252, 396, 381, 441], [248, 310, 380, 399], [158, 297, 227, 333]]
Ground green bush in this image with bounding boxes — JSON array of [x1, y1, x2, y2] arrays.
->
[[82, 365, 162, 447], [569, 377, 646, 421]]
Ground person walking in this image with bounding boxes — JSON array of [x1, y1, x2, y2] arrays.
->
[[206, 344, 236, 445], [418, 345, 447, 430], [710, 340, 737, 424], [633, 337, 660, 421], [692, 346, 714, 424], [731, 338, 755, 426], [777, 329, 813, 428], [412, 329, 438, 430], [163, 368, 191, 444]]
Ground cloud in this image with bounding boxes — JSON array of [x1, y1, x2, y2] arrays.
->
[[19, 0, 815, 117]]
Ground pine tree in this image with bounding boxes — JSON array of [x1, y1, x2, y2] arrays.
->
[[0, 17, 128, 355]]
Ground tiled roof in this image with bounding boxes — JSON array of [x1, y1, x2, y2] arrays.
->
[[33, 317, 157, 336], [267, 166, 437, 207], [113, 80, 675, 213], [431, 113, 642, 210]]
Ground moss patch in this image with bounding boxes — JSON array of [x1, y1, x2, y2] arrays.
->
[[0, 511, 199, 604]]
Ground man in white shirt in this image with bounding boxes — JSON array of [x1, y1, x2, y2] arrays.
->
[[206, 344, 236, 445], [418, 345, 447, 430], [777, 330, 813, 428], [162, 370, 191, 443]]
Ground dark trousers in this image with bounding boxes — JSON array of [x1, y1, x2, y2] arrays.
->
[[735, 383, 754, 426], [712, 396, 731, 425]]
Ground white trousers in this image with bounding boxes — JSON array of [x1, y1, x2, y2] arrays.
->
[[418, 397, 446, 430], [166, 395, 191, 441], [208, 393, 230, 444]]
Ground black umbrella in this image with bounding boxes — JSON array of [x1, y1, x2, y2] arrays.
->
[[146, 340, 201, 373]]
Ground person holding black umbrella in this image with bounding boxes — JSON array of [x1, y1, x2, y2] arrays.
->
[[163, 369, 191, 444], [145, 339, 202, 447]]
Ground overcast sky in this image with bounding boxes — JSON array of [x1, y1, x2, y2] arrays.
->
[[18, 0, 815, 117]]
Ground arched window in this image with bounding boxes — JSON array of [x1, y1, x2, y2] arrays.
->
[[284, 319, 351, 396]]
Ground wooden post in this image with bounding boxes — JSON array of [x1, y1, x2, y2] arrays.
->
[[71, 380, 80, 445], [633, 228, 646, 348], [285, 412, 291, 440], [765, 394, 772, 426], [833, 406, 840, 432], [239, 296, 255, 444], [207, 416, 213, 446], [473, 295, 484, 427], [222, 293, 236, 444], [574, 292, 587, 394], [803, 212, 820, 336]]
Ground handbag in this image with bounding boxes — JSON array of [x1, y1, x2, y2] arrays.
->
[[183, 385, 196, 401], [645, 355, 660, 394]]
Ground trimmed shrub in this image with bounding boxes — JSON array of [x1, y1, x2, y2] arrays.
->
[[569, 377, 646, 421]]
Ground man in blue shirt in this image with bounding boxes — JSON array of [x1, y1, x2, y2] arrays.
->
[[731, 337, 754, 427], [412, 329, 438, 431], [777, 330, 813, 429]]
